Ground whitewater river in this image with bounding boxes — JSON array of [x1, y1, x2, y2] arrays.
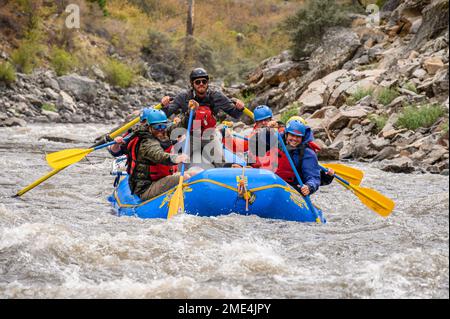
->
[[0, 124, 448, 299]]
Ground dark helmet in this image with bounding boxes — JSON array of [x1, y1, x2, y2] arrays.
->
[[190, 68, 209, 82]]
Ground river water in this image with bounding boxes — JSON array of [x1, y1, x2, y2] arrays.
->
[[0, 124, 448, 299]]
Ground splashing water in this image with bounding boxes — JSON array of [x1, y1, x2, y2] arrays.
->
[[0, 124, 448, 298]]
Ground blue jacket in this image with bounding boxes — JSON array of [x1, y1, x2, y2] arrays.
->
[[284, 128, 321, 195]]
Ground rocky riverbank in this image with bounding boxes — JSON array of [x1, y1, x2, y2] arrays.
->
[[0, 70, 182, 126], [229, 0, 449, 175]]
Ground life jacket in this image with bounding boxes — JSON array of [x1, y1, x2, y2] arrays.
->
[[126, 135, 178, 184], [308, 141, 321, 153], [251, 146, 297, 183], [193, 105, 217, 132]]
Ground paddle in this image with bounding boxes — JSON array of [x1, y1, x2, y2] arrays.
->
[[167, 105, 195, 219], [277, 132, 322, 224], [243, 107, 254, 120], [320, 166, 395, 217], [46, 138, 129, 170], [13, 116, 141, 197], [320, 163, 363, 186]]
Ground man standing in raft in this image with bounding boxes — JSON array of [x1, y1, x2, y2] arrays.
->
[[160, 68, 246, 168]]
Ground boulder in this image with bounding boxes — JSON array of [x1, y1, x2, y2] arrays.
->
[[297, 79, 328, 113], [423, 57, 445, 75], [57, 91, 77, 113], [408, 0, 449, 51], [372, 146, 398, 161], [315, 139, 340, 160], [57, 74, 98, 101], [41, 110, 60, 122], [423, 145, 449, 165], [262, 61, 303, 86], [380, 157, 415, 173], [1, 117, 27, 127]]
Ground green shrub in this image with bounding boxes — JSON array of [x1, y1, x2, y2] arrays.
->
[[11, 40, 43, 74], [0, 62, 17, 84], [376, 87, 399, 106], [284, 0, 352, 58], [103, 59, 135, 88], [368, 113, 388, 133], [41, 103, 58, 112], [442, 121, 449, 136], [238, 92, 256, 106], [346, 86, 374, 105], [281, 103, 300, 124], [403, 81, 418, 94], [397, 104, 447, 130], [51, 47, 77, 76], [88, 0, 108, 16]]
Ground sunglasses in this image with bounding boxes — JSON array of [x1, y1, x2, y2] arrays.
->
[[193, 79, 208, 86], [151, 123, 168, 131]]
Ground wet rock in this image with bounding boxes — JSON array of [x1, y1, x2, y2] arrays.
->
[[315, 139, 340, 160], [423, 145, 448, 165], [372, 146, 398, 161], [380, 157, 415, 173], [0, 117, 27, 127], [39, 136, 80, 143], [370, 137, 390, 151], [41, 110, 60, 122]]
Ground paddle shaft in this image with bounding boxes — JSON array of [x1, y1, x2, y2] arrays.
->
[[181, 108, 195, 176], [14, 117, 139, 197], [277, 133, 321, 223]]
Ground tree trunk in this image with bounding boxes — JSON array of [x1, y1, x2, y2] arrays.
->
[[186, 0, 195, 37], [184, 0, 195, 64]]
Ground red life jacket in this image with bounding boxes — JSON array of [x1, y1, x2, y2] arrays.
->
[[250, 146, 296, 183], [193, 105, 217, 132], [126, 136, 178, 182]]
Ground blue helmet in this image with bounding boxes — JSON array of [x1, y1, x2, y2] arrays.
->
[[286, 120, 306, 137], [253, 105, 273, 122], [140, 108, 168, 125]]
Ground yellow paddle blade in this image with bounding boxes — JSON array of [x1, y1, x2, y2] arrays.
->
[[342, 181, 395, 217], [243, 107, 254, 120], [46, 148, 93, 169], [167, 176, 185, 219], [322, 163, 364, 186]]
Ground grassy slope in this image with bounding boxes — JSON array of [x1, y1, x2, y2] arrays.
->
[[1, 0, 310, 82]]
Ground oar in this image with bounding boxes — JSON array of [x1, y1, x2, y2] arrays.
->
[[320, 166, 395, 217], [167, 106, 195, 219], [13, 116, 141, 197], [46, 138, 129, 169], [277, 132, 322, 224], [243, 107, 254, 120], [320, 163, 363, 186]]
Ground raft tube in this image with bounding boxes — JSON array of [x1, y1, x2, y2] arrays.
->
[[108, 168, 326, 223]]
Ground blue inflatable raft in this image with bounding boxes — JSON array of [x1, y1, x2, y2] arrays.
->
[[108, 168, 326, 223]]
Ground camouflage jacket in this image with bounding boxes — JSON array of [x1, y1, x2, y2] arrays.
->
[[127, 123, 182, 196]]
